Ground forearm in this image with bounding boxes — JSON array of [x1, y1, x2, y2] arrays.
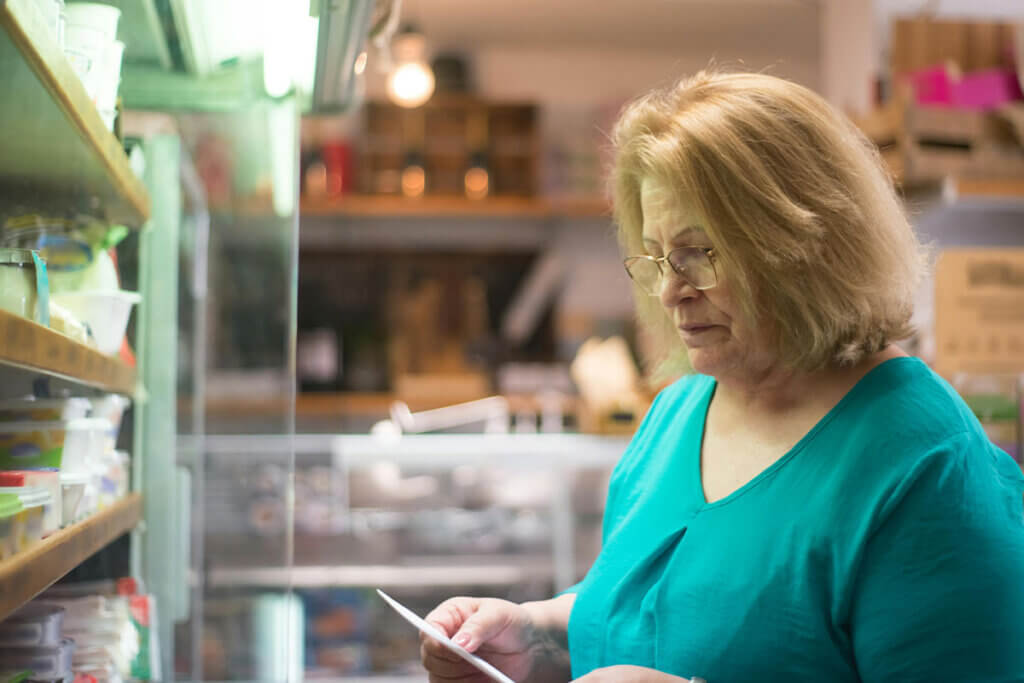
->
[[520, 593, 576, 683]]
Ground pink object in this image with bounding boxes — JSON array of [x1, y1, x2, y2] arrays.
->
[[951, 69, 1023, 110], [907, 65, 956, 106]]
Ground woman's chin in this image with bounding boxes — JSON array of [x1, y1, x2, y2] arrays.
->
[[686, 347, 729, 377]]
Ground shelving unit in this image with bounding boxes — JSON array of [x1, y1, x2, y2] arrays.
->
[[0, 493, 143, 619], [0, 0, 149, 635], [0, 0, 150, 225], [0, 309, 136, 396], [301, 194, 610, 219]]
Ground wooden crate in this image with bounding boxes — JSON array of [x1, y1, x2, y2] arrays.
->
[[359, 97, 540, 198], [855, 95, 1024, 185], [890, 18, 1017, 75]]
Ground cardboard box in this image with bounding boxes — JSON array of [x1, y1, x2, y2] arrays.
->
[[934, 248, 1024, 376]]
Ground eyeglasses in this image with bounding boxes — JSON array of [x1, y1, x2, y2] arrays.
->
[[623, 246, 717, 296]]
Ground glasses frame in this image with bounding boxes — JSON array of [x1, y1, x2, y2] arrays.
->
[[623, 246, 718, 296]]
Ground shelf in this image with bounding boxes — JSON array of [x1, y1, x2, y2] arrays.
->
[[300, 195, 611, 219], [209, 556, 563, 589], [946, 177, 1024, 202], [0, 493, 143, 620], [0, 0, 150, 226], [0, 309, 136, 396]]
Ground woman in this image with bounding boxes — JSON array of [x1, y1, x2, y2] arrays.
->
[[419, 70, 1024, 682]]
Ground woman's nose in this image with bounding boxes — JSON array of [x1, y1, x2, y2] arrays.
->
[[658, 269, 701, 308]]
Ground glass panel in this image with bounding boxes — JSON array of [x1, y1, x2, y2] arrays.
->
[[172, 99, 300, 682]]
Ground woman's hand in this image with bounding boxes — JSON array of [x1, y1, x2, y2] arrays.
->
[[572, 665, 703, 683], [420, 594, 574, 683]]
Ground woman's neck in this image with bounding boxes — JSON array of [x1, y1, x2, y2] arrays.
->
[[712, 346, 906, 419]]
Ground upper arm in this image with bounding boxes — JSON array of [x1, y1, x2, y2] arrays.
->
[[850, 432, 1024, 682]]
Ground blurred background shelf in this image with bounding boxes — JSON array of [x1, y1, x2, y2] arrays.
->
[[0, 0, 150, 225], [0, 309, 136, 396], [300, 195, 610, 219], [0, 493, 143, 620], [208, 556, 567, 589]]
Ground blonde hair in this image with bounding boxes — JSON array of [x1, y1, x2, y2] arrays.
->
[[611, 70, 923, 381]]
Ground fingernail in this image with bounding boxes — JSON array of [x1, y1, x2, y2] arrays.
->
[[453, 632, 471, 647]]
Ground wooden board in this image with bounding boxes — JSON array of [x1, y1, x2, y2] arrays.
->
[[0, 309, 136, 395], [0, 0, 150, 226], [0, 494, 142, 619]]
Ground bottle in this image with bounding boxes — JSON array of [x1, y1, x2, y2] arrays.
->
[[464, 106, 490, 200]]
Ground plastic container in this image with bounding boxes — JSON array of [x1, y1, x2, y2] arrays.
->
[[0, 398, 90, 422], [63, 3, 120, 41], [37, 0, 65, 48], [62, 3, 120, 103], [89, 395, 128, 449], [58, 472, 87, 525], [0, 604, 66, 647], [0, 473, 61, 537], [0, 249, 47, 323], [49, 291, 140, 356], [0, 638, 75, 679], [0, 423, 65, 470], [0, 418, 109, 472], [0, 487, 53, 550], [94, 39, 124, 114], [0, 493, 23, 560]]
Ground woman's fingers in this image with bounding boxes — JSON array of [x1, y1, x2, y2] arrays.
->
[[449, 601, 518, 652], [424, 597, 481, 639]]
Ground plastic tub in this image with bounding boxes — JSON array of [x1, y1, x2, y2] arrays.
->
[[63, 3, 120, 41], [0, 493, 23, 560], [36, 0, 65, 48], [89, 395, 128, 449], [0, 638, 75, 678], [0, 423, 65, 470], [0, 249, 47, 323], [60, 418, 109, 474], [0, 487, 53, 551], [0, 398, 90, 422], [0, 604, 66, 647], [94, 39, 123, 113], [58, 472, 87, 525], [49, 291, 140, 356], [0, 419, 109, 472], [0, 473, 61, 537]]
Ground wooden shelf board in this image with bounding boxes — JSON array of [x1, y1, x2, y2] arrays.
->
[[0, 493, 142, 619], [195, 392, 583, 420], [300, 195, 611, 219], [0, 0, 150, 226], [0, 309, 136, 395], [949, 177, 1024, 200]]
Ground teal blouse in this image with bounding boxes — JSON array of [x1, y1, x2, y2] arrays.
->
[[567, 358, 1024, 682]]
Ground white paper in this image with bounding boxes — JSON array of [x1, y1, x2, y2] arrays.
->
[[375, 589, 516, 683]]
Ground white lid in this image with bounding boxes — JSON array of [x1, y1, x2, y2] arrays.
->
[[0, 417, 109, 431], [65, 418, 112, 431], [60, 472, 89, 485], [0, 485, 53, 508], [0, 420, 68, 432]]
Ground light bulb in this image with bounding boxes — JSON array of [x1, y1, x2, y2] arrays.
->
[[387, 61, 435, 108]]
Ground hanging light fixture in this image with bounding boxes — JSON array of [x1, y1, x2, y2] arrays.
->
[[386, 23, 435, 108]]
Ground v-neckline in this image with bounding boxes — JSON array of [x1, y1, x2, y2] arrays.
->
[[689, 357, 914, 509]]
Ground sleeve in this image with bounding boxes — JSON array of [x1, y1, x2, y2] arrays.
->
[[850, 430, 1024, 682]]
